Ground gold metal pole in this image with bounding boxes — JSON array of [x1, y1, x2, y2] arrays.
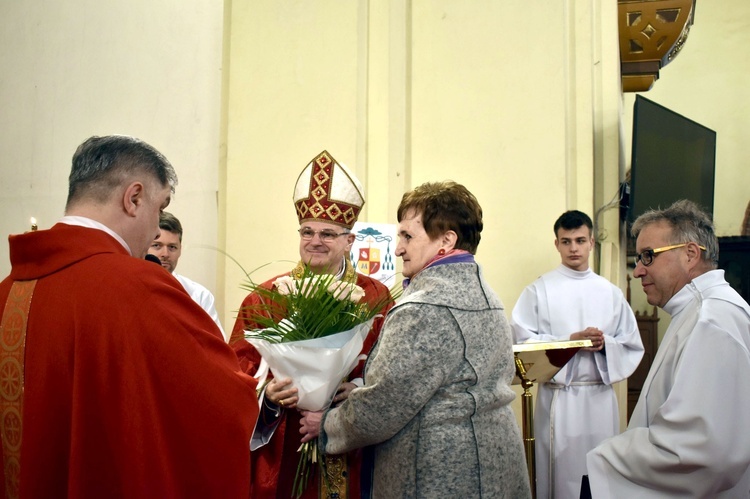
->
[[515, 356, 536, 499]]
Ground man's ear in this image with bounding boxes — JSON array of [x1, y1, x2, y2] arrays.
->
[[122, 181, 145, 217], [685, 241, 704, 269]]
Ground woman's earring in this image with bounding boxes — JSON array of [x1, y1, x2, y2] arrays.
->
[[438, 248, 446, 256]]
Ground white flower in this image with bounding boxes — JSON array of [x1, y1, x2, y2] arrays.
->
[[327, 281, 365, 303], [245, 268, 391, 344], [297, 277, 323, 297], [273, 276, 297, 295]]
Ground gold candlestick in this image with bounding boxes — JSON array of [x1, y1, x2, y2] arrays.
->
[[30, 217, 38, 231]]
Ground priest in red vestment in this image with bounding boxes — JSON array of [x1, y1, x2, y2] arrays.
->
[[0, 136, 259, 499], [230, 150, 394, 499]]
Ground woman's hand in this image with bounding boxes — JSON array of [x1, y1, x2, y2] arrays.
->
[[299, 410, 323, 443], [332, 381, 357, 405], [265, 377, 299, 409]]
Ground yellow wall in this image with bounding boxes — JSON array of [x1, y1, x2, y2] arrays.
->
[[221, 0, 625, 428], [0, 0, 225, 300], [220, 0, 624, 326]]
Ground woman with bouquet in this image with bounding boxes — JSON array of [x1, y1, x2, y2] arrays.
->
[[229, 150, 394, 498], [300, 181, 531, 498]]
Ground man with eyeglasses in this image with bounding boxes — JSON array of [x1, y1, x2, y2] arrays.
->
[[511, 210, 644, 499], [587, 199, 750, 497], [229, 150, 394, 498]]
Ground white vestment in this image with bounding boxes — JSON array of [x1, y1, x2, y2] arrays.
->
[[587, 270, 750, 498], [511, 265, 644, 499], [174, 273, 227, 341]]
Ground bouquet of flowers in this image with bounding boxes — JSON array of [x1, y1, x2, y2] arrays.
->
[[241, 266, 393, 497]]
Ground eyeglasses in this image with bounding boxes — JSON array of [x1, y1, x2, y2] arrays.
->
[[298, 228, 350, 243], [634, 243, 706, 267]]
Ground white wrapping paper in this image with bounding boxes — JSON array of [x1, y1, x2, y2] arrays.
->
[[247, 318, 374, 411]]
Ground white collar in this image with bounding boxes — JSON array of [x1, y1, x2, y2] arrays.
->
[[663, 270, 724, 316], [58, 216, 132, 255]]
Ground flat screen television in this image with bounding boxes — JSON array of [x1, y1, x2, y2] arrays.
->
[[627, 95, 717, 224]]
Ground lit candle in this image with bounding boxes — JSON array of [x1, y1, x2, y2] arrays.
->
[[30, 217, 38, 231]]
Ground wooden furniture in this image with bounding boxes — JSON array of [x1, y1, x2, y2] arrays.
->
[[627, 306, 659, 421], [618, 0, 696, 92], [625, 274, 660, 421]]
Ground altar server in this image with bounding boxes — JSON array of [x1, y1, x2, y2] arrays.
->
[[511, 210, 644, 498]]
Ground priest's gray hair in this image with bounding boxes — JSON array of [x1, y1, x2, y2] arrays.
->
[[66, 135, 178, 209], [631, 199, 719, 268]]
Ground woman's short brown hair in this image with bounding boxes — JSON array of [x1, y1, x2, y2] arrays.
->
[[397, 181, 483, 254]]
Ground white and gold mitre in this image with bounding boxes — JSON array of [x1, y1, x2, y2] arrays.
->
[[293, 150, 365, 230]]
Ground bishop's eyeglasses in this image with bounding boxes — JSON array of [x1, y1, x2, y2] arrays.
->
[[298, 228, 350, 243], [634, 242, 706, 267]]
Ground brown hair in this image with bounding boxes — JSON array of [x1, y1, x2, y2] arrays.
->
[[397, 181, 483, 254], [159, 211, 183, 242]]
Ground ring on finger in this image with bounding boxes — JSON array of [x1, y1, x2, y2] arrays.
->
[[279, 399, 285, 406]]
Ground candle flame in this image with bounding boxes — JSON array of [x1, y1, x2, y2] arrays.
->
[[30, 217, 37, 225]]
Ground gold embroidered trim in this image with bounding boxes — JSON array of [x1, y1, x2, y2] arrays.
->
[[0, 280, 36, 499], [291, 259, 357, 284], [319, 453, 348, 499]]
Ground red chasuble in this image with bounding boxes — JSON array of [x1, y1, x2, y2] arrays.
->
[[230, 267, 393, 499], [0, 224, 259, 498]]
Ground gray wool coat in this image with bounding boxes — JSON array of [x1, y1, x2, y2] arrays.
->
[[321, 262, 531, 498]]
